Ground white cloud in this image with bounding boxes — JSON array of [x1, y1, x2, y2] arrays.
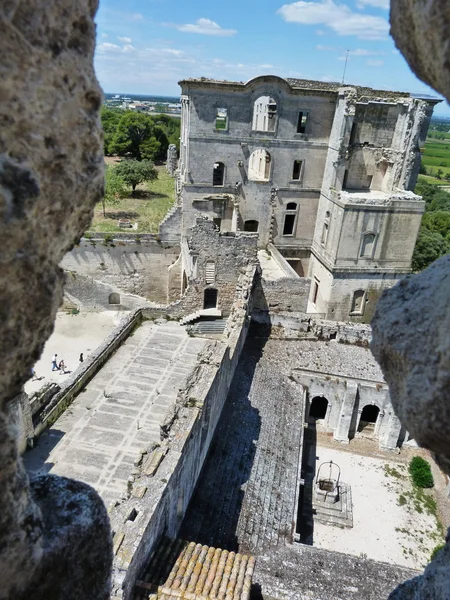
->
[[131, 13, 144, 21], [367, 59, 384, 66], [122, 44, 136, 53], [357, 0, 389, 8], [278, 0, 389, 40], [259, 64, 275, 69], [101, 33, 108, 38], [98, 42, 122, 53], [349, 48, 386, 55], [118, 36, 132, 43], [175, 18, 237, 36]]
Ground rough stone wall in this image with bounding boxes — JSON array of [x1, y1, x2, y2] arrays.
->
[[253, 276, 311, 314], [182, 218, 258, 316], [62, 236, 180, 304], [0, 2, 112, 599]]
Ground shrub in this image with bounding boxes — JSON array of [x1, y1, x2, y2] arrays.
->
[[409, 456, 434, 488], [430, 543, 445, 561]]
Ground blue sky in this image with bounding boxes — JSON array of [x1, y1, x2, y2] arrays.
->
[[95, 0, 450, 116]]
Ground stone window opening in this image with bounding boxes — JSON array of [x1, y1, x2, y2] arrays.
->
[[283, 202, 298, 236], [292, 160, 303, 181], [312, 278, 320, 304], [244, 220, 259, 232], [252, 96, 277, 132], [309, 396, 328, 420], [297, 111, 308, 134], [321, 222, 329, 245], [213, 162, 225, 186], [205, 261, 216, 284], [358, 404, 380, 433], [350, 289, 366, 315], [215, 107, 228, 131], [360, 232, 376, 258], [249, 149, 271, 181], [203, 287, 218, 309], [108, 292, 120, 305]]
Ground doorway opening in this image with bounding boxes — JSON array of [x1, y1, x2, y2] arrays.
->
[[309, 396, 328, 420], [358, 404, 380, 433], [203, 288, 218, 309]]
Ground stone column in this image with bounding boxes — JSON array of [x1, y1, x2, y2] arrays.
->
[[379, 412, 402, 450], [334, 381, 358, 443]]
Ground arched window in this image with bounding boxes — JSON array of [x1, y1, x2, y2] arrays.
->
[[248, 149, 271, 181], [286, 202, 297, 211], [203, 288, 218, 309], [252, 96, 277, 132], [351, 290, 366, 315], [244, 220, 259, 232], [109, 292, 120, 305], [213, 162, 225, 186], [361, 232, 376, 258], [309, 396, 328, 420]]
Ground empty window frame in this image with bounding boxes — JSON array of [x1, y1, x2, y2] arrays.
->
[[292, 160, 303, 180], [252, 96, 277, 132], [215, 108, 228, 131], [205, 261, 216, 284], [321, 222, 329, 245], [360, 233, 376, 258], [312, 279, 320, 304], [213, 162, 225, 186], [283, 202, 298, 236], [244, 220, 259, 232], [351, 290, 366, 315], [248, 149, 271, 181], [297, 111, 308, 134]]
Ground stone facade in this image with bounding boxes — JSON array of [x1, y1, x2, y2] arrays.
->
[[177, 76, 440, 322]]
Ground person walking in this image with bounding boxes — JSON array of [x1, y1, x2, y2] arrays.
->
[[51, 353, 59, 371], [79, 353, 84, 364]]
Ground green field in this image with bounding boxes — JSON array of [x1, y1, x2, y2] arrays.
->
[[422, 137, 450, 182], [89, 165, 175, 233]]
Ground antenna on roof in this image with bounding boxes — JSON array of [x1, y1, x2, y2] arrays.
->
[[341, 50, 349, 85]]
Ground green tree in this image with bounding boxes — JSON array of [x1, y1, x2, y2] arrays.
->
[[115, 159, 158, 194], [102, 165, 127, 217], [101, 107, 122, 155], [436, 168, 444, 180], [111, 112, 161, 161], [422, 211, 450, 237], [412, 229, 449, 272]]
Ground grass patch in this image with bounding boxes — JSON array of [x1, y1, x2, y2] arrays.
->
[[88, 165, 175, 233], [385, 464, 406, 479]]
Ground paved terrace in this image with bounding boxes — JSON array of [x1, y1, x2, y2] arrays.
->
[[23, 320, 208, 507]]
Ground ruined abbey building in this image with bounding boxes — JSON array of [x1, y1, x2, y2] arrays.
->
[[173, 75, 439, 321]]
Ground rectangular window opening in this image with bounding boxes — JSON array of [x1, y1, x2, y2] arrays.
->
[[297, 111, 308, 134], [312, 280, 319, 304], [283, 213, 296, 236], [292, 160, 302, 180], [215, 108, 228, 131], [321, 223, 329, 245]]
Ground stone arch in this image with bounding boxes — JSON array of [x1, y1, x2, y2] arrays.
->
[[358, 404, 380, 433], [244, 220, 259, 232], [360, 232, 376, 258], [252, 95, 277, 132], [108, 292, 120, 305], [309, 395, 329, 420], [248, 149, 271, 181]]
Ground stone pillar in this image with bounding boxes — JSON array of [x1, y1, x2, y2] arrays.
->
[[379, 412, 402, 450], [10, 392, 34, 454], [166, 144, 178, 177], [334, 381, 358, 443]]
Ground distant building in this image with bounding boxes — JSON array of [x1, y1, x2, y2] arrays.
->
[[175, 75, 440, 321]]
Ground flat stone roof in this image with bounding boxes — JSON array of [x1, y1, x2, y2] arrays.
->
[[23, 321, 208, 507]]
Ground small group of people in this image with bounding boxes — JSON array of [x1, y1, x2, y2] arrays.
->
[[51, 352, 84, 374]]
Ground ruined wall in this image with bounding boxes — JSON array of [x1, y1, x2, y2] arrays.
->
[[62, 235, 180, 304], [253, 276, 311, 314], [109, 268, 256, 599]]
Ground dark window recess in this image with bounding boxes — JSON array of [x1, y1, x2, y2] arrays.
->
[[213, 218, 222, 231], [283, 213, 296, 235], [312, 280, 319, 304], [244, 220, 259, 232], [349, 122, 357, 145], [213, 162, 225, 186], [292, 160, 302, 180], [286, 202, 297, 210], [343, 169, 349, 189], [297, 111, 308, 133], [204, 288, 218, 309]]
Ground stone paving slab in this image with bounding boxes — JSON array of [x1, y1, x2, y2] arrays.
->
[[23, 321, 209, 506]]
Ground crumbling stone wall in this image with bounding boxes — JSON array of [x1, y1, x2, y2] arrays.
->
[[0, 2, 112, 599]]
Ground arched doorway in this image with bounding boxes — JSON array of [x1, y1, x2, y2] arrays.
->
[[203, 288, 218, 309], [309, 396, 328, 420], [358, 404, 380, 433], [109, 292, 120, 305]]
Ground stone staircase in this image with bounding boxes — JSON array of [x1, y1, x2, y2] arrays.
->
[[191, 319, 227, 336], [180, 308, 222, 326]]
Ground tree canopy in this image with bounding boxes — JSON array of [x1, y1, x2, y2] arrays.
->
[[101, 108, 179, 161], [115, 159, 158, 193]]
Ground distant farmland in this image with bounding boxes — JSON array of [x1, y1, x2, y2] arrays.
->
[[421, 135, 450, 183]]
